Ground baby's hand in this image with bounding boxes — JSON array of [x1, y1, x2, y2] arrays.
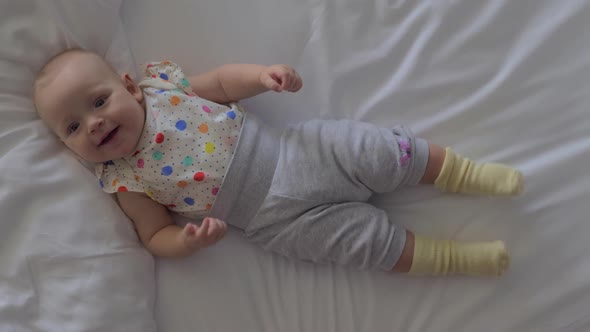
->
[[260, 65, 303, 93], [182, 217, 228, 251]]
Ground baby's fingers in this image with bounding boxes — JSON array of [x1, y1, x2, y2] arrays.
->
[[215, 219, 228, 241], [261, 73, 281, 92], [183, 223, 197, 235], [195, 217, 210, 239], [207, 218, 225, 238]]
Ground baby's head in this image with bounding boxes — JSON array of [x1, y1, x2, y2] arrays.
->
[[33, 49, 145, 163]]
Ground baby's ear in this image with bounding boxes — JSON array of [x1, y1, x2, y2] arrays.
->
[[121, 73, 143, 103]]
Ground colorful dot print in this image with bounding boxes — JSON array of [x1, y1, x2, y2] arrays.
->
[[96, 61, 244, 215], [152, 151, 163, 160], [182, 156, 194, 166], [175, 120, 187, 131], [155, 133, 165, 144], [162, 166, 174, 176], [198, 123, 208, 133], [193, 172, 205, 181], [205, 142, 215, 154], [170, 96, 181, 106]]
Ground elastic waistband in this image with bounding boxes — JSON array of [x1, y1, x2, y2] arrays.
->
[[208, 113, 280, 229]]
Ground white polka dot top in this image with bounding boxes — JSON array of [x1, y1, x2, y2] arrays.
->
[[95, 61, 244, 218]]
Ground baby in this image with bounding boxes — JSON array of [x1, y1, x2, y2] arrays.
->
[[33, 49, 523, 276]]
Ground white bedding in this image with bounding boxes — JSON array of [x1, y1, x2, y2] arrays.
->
[[122, 0, 590, 331], [1, 0, 589, 331], [0, 1, 156, 331]]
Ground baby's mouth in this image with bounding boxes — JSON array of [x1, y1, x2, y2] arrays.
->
[[99, 126, 119, 146]]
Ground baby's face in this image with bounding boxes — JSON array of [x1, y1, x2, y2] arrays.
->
[[35, 52, 146, 163]]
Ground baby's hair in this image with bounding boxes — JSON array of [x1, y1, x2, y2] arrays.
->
[[32, 48, 118, 106]]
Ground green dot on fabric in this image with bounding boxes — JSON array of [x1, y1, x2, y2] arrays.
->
[[152, 151, 163, 160], [173, 88, 182, 93], [181, 78, 190, 87], [182, 156, 194, 166]]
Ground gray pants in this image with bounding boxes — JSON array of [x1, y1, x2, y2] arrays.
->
[[243, 119, 429, 270]]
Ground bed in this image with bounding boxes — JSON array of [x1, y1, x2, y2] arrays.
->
[[1, 0, 589, 331]]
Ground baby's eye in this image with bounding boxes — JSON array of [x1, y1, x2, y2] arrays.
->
[[67, 122, 80, 135], [94, 97, 105, 108]]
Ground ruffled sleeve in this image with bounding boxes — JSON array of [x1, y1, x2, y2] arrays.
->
[[138, 60, 196, 96], [95, 159, 145, 194]]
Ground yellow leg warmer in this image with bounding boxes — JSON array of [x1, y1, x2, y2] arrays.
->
[[434, 148, 523, 196], [409, 236, 510, 276]]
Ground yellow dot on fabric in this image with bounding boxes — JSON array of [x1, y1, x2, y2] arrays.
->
[[198, 123, 209, 133], [205, 142, 215, 154], [112, 179, 118, 187], [177, 181, 188, 188], [170, 96, 181, 106], [147, 190, 154, 198], [135, 175, 140, 182]]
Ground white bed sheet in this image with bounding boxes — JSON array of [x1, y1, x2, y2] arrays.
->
[[0, 1, 157, 331], [122, 0, 590, 331]]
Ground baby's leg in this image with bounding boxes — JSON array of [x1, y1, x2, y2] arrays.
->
[[392, 230, 510, 276], [420, 143, 523, 196]]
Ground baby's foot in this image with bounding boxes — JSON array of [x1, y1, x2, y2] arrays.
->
[[481, 241, 511, 277], [488, 166, 524, 196], [434, 148, 524, 196]]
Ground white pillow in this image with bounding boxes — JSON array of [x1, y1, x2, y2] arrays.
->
[[0, 1, 156, 331]]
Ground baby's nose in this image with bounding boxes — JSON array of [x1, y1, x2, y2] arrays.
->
[[87, 116, 104, 133]]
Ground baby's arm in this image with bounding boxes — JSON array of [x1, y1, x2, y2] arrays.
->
[[116, 191, 227, 257], [188, 64, 302, 104]]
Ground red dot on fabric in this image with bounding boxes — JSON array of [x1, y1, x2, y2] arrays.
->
[[167, 204, 177, 208], [193, 172, 205, 181], [152, 74, 156, 78], [155, 132, 165, 144], [117, 186, 128, 192]]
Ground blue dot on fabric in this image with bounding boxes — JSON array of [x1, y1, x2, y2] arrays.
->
[[175, 120, 187, 131], [226, 111, 236, 119], [161, 165, 173, 176], [184, 197, 195, 205], [156, 89, 166, 94], [99, 179, 104, 188], [160, 73, 169, 80]]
